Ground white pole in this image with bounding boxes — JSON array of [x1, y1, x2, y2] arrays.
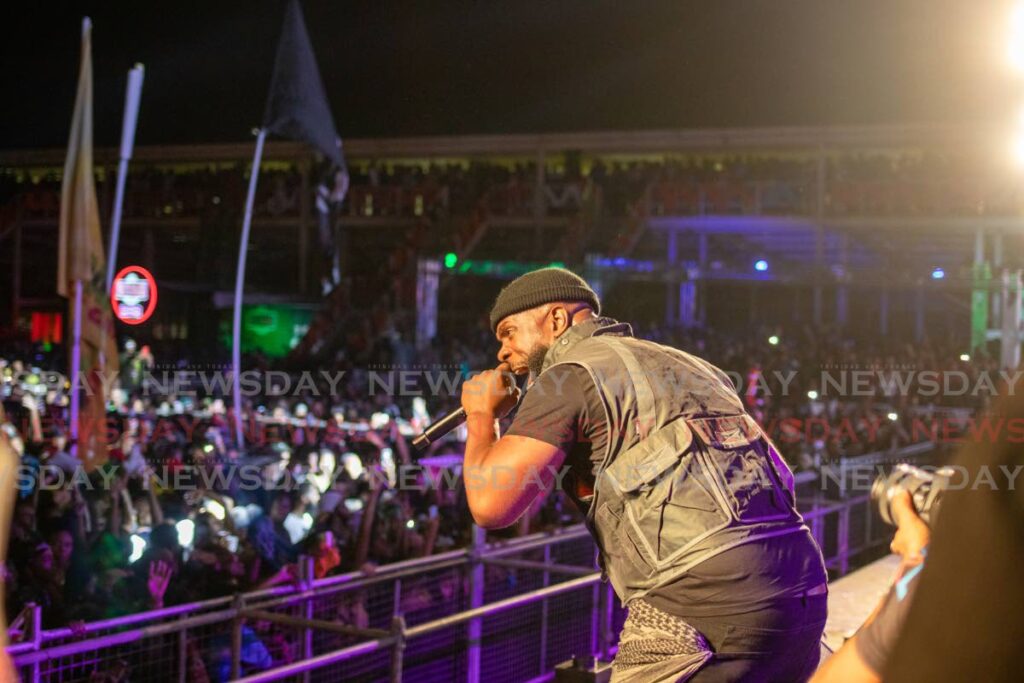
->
[[231, 129, 268, 447], [106, 64, 145, 293], [69, 279, 84, 457]]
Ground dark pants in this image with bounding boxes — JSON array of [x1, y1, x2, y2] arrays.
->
[[684, 595, 828, 683]]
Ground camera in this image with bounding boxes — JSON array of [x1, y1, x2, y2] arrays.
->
[[871, 463, 954, 528]]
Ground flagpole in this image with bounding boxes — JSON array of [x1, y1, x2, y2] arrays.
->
[[106, 64, 145, 293], [231, 128, 267, 447], [69, 279, 84, 456]]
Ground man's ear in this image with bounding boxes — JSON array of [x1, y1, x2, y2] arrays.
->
[[549, 305, 571, 336]]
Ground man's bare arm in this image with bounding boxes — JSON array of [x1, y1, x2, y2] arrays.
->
[[463, 419, 565, 529]]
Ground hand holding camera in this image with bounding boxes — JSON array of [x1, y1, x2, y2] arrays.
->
[[872, 464, 949, 566], [888, 489, 929, 566]]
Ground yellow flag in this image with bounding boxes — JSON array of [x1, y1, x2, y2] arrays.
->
[[58, 18, 102, 299], [57, 18, 119, 469]]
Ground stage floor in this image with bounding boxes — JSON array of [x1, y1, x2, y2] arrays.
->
[[823, 554, 902, 651]]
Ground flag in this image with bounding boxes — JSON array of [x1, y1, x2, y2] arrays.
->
[[264, 0, 348, 294], [57, 18, 119, 470], [263, 0, 345, 169]]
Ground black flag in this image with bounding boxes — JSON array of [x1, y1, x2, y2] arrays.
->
[[263, 0, 345, 169]]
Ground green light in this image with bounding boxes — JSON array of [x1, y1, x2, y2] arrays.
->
[[444, 253, 458, 268], [445, 259, 572, 278]]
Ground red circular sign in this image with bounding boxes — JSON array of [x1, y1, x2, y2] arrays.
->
[[110, 265, 158, 325]]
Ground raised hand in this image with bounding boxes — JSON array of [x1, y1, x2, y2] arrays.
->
[[147, 560, 173, 609], [20, 394, 37, 413]]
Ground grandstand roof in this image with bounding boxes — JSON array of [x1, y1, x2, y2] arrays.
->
[[0, 123, 1005, 167]]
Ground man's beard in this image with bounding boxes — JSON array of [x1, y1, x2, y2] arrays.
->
[[526, 342, 551, 377]]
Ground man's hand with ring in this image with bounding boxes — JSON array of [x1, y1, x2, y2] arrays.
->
[[461, 362, 521, 419]]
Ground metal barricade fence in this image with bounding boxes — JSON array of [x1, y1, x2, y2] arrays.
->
[[10, 481, 894, 682]]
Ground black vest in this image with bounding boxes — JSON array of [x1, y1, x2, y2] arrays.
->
[[538, 318, 807, 604]]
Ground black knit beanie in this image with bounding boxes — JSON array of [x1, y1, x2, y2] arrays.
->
[[489, 267, 601, 331]]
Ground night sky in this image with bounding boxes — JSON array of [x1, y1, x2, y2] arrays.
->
[[1, 0, 1016, 150]]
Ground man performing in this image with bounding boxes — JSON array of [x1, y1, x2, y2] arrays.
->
[[460, 267, 827, 682]]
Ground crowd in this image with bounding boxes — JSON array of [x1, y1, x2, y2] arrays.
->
[[644, 324, 991, 470], [0, 341, 570, 645]]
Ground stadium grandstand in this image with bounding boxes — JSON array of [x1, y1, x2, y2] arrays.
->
[[2, 123, 1017, 350]]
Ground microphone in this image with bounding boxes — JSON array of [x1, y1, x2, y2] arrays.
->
[[411, 366, 524, 452], [411, 407, 466, 452]]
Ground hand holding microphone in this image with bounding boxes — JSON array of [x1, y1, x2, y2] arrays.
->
[[460, 362, 522, 419], [411, 363, 522, 452]]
